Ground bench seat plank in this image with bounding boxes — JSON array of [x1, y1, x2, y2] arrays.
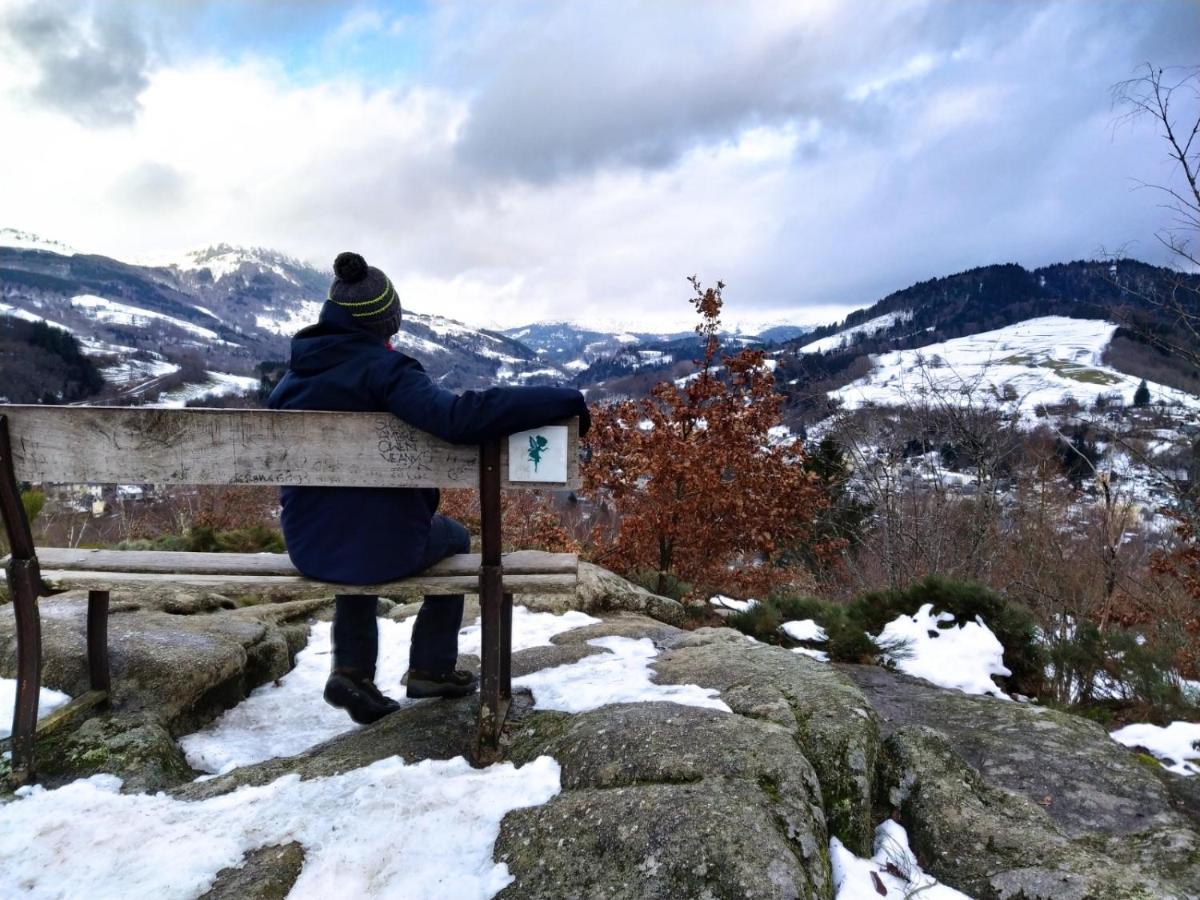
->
[[29, 548, 577, 577], [39, 569, 577, 598]]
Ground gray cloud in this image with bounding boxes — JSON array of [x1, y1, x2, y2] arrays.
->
[[2, 2, 151, 126], [108, 161, 190, 212]]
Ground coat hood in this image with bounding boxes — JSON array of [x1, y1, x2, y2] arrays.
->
[[287, 302, 387, 375]]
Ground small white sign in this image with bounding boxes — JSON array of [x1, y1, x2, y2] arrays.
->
[[508, 425, 569, 483]]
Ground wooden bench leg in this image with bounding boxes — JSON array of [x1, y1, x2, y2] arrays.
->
[[500, 591, 513, 700], [478, 566, 508, 746], [476, 438, 510, 756], [8, 561, 42, 786], [87, 590, 111, 697]]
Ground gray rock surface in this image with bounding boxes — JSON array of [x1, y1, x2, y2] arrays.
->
[[654, 627, 880, 855], [496, 779, 818, 900], [501, 702, 830, 899], [199, 842, 305, 900], [0, 594, 321, 729], [880, 725, 1200, 899], [843, 662, 1185, 837], [573, 562, 688, 625], [33, 711, 193, 793]]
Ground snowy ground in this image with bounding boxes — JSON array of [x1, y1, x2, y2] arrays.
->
[[183, 607, 601, 774], [832, 819, 970, 899], [0, 756, 561, 900], [2, 605, 741, 899], [832, 316, 1200, 417], [514, 636, 730, 713], [874, 604, 1012, 699], [0, 679, 71, 741]]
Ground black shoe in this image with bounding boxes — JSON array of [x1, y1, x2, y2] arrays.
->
[[324, 670, 402, 724], [406, 668, 479, 699]]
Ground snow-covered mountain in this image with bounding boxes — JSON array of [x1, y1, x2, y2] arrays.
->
[[0, 232, 578, 403], [504, 321, 812, 370]]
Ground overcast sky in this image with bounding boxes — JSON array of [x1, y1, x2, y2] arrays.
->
[[0, 1, 1195, 331]]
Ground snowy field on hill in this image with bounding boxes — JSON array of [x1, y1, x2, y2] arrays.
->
[[831, 316, 1200, 417], [153, 372, 262, 408], [70, 294, 222, 341], [255, 299, 323, 336], [183, 606, 600, 774], [800, 310, 914, 354]]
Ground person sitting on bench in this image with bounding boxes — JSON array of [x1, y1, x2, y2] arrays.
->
[[268, 252, 589, 724]]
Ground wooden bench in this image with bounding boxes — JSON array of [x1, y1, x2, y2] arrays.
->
[[0, 404, 581, 784]]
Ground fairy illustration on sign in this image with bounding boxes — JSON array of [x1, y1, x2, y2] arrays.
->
[[527, 434, 549, 471]]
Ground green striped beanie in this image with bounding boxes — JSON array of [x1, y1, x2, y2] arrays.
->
[[326, 251, 401, 337]]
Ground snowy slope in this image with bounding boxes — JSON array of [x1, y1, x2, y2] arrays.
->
[[0, 227, 77, 256], [832, 316, 1200, 415], [799, 310, 913, 354]]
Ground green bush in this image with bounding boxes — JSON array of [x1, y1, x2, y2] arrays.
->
[[725, 576, 1045, 687], [116, 525, 285, 555], [21, 489, 45, 525], [1044, 618, 1200, 722], [727, 594, 878, 663], [848, 577, 1044, 694]]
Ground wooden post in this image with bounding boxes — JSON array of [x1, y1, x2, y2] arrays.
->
[[477, 438, 511, 752], [0, 415, 43, 785], [87, 590, 111, 696]]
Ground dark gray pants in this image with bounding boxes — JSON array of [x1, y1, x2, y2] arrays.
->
[[332, 515, 471, 679]]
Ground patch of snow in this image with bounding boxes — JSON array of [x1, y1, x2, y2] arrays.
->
[[782, 620, 828, 642], [710, 595, 759, 613], [0, 756, 560, 899], [832, 819, 971, 899], [792, 647, 831, 662], [514, 636, 731, 714], [563, 358, 590, 372], [458, 607, 600, 657], [182, 608, 598, 774], [71, 294, 220, 340], [0, 679, 71, 740], [1110, 721, 1200, 776], [874, 603, 1011, 699], [801, 310, 912, 354]]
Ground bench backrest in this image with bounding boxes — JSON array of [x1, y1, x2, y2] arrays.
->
[[0, 405, 580, 490]]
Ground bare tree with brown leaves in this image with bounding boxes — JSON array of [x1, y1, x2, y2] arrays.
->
[[581, 278, 832, 599]]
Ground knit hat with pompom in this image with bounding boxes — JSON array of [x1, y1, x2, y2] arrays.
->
[[326, 251, 401, 338]]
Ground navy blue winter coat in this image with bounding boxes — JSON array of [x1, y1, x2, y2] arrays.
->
[[267, 303, 588, 584]]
